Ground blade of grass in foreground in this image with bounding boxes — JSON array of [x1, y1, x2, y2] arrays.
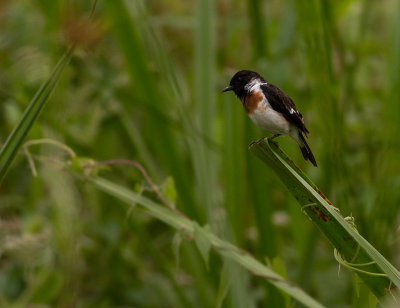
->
[[249, 138, 398, 297], [88, 176, 325, 308], [0, 48, 73, 184]]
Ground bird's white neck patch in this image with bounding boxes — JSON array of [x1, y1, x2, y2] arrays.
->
[[245, 78, 267, 92]]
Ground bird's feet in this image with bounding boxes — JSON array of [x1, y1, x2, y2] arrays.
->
[[248, 137, 266, 147], [248, 135, 281, 147], [267, 134, 281, 147], [269, 134, 281, 140]]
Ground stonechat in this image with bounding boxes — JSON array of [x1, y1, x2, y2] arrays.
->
[[223, 70, 317, 166]]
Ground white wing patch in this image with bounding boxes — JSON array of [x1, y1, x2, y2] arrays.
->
[[290, 108, 295, 114]]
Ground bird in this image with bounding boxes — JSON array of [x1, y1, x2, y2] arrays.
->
[[222, 70, 317, 167]]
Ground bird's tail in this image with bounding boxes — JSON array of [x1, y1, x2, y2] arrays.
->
[[297, 132, 317, 167]]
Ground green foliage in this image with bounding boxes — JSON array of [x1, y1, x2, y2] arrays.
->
[[1, 0, 400, 307], [250, 138, 395, 296], [0, 48, 72, 183], [90, 176, 324, 308]]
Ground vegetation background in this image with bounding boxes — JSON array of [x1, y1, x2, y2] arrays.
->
[[0, 0, 399, 307]]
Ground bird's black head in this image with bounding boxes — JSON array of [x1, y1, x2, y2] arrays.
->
[[222, 70, 265, 99]]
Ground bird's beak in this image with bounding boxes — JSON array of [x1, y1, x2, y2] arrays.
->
[[221, 85, 234, 93]]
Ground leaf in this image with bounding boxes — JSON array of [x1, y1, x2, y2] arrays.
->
[[368, 289, 377, 308], [89, 176, 325, 308], [163, 176, 177, 207], [31, 270, 63, 303], [354, 273, 362, 298], [249, 138, 397, 297], [0, 48, 73, 185], [271, 257, 288, 278], [271, 257, 291, 307], [194, 223, 212, 270], [215, 262, 230, 308]]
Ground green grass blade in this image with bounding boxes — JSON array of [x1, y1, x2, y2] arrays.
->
[[193, 0, 218, 223], [88, 176, 325, 308], [0, 48, 73, 184], [249, 138, 399, 297], [247, 0, 267, 58], [103, 0, 197, 219]]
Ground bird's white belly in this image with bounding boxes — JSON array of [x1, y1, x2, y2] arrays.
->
[[248, 102, 290, 135]]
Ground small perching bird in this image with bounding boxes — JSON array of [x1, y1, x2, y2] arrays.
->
[[222, 70, 317, 167]]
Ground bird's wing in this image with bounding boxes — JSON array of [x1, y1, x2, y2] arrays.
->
[[261, 83, 309, 134]]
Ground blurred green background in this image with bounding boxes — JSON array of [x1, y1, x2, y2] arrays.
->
[[0, 0, 400, 307]]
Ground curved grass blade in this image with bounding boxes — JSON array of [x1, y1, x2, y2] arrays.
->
[[0, 48, 73, 184], [249, 138, 399, 297], [89, 176, 325, 308]]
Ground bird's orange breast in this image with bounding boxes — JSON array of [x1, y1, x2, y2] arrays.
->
[[242, 91, 263, 114]]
